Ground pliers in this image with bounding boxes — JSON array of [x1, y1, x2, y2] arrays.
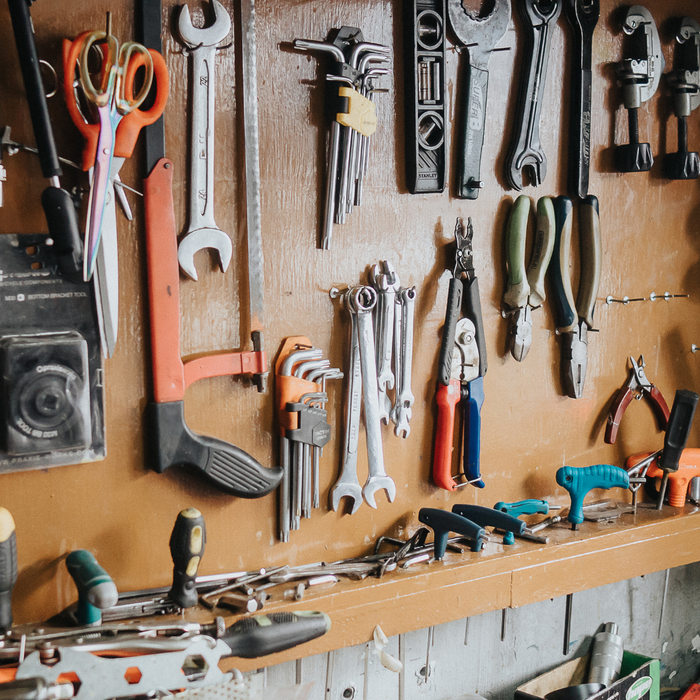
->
[[548, 195, 602, 398], [502, 195, 555, 361], [605, 355, 670, 444], [433, 218, 487, 491]]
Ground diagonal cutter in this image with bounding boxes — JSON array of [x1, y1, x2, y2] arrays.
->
[[549, 195, 602, 399], [502, 195, 555, 361], [433, 218, 487, 491]]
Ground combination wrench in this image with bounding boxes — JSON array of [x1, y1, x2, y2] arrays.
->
[[392, 287, 416, 438], [505, 0, 562, 190], [177, 0, 233, 280]]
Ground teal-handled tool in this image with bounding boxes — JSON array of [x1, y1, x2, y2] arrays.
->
[[556, 465, 629, 529], [452, 503, 525, 545], [418, 508, 487, 558], [493, 499, 561, 517], [66, 549, 118, 626]]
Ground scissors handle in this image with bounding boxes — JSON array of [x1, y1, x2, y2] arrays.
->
[[116, 49, 169, 159]]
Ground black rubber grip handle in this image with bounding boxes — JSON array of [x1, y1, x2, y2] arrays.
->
[[41, 186, 83, 283], [462, 275, 487, 376], [437, 277, 463, 386], [457, 63, 489, 199], [0, 509, 17, 634], [222, 611, 331, 658], [418, 507, 486, 556], [452, 503, 524, 535], [7, 0, 61, 178], [147, 400, 283, 497], [168, 508, 206, 609], [659, 390, 699, 474]]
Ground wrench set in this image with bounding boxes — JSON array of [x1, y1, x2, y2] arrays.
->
[[292, 27, 392, 249]]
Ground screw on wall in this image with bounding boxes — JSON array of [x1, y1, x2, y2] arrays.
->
[[605, 295, 645, 305], [649, 292, 689, 301]]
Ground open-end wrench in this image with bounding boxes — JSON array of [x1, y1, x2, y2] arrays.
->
[[505, 0, 562, 190], [351, 287, 396, 508], [392, 286, 416, 438], [447, 0, 510, 199], [565, 0, 599, 198], [331, 294, 364, 514], [177, 0, 232, 280]]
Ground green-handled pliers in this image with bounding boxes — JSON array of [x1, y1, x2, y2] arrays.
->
[[503, 195, 555, 361], [549, 195, 602, 398]]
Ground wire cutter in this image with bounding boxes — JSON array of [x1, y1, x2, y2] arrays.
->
[[433, 218, 487, 491], [548, 195, 602, 398], [502, 195, 555, 361], [63, 25, 168, 358], [605, 355, 670, 444]]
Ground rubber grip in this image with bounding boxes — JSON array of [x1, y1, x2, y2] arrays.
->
[[0, 508, 17, 634], [527, 196, 556, 307], [222, 611, 331, 658], [577, 195, 602, 328], [456, 63, 489, 199], [649, 386, 670, 429], [146, 400, 283, 497], [549, 196, 577, 332], [463, 377, 485, 488], [659, 390, 699, 474], [41, 186, 83, 283], [503, 195, 531, 309], [605, 386, 634, 444], [493, 499, 551, 516], [7, 0, 62, 178], [556, 465, 629, 525], [463, 276, 487, 377], [433, 380, 460, 490], [635, 448, 700, 508], [418, 508, 486, 557], [437, 277, 463, 386], [168, 508, 206, 609], [452, 503, 525, 535], [65, 549, 118, 625]]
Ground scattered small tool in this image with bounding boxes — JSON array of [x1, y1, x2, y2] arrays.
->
[[452, 503, 524, 545], [447, 0, 510, 199], [605, 356, 669, 444], [502, 195, 555, 361], [655, 390, 699, 509], [493, 499, 561, 517], [168, 508, 206, 609], [664, 17, 700, 180], [628, 449, 700, 508], [418, 508, 487, 558], [581, 500, 634, 522], [549, 195, 601, 399], [614, 5, 664, 173], [505, 0, 562, 190], [65, 550, 118, 626], [433, 218, 487, 491], [565, 0, 599, 198], [0, 508, 17, 634], [556, 465, 631, 529], [7, 0, 83, 283]]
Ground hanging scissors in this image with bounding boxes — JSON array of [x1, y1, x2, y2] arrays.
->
[[62, 26, 168, 356]]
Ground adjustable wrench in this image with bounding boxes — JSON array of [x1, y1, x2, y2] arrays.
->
[[565, 0, 599, 199], [177, 0, 233, 280], [505, 0, 562, 190], [351, 287, 396, 508]]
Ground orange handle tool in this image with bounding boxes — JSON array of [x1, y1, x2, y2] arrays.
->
[[627, 448, 700, 508], [433, 380, 460, 491]]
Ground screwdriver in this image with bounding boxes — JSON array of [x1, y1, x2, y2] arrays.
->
[[656, 390, 699, 509], [65, 550, 118, 626], [0, 508, 17, 634], [168, 507, 206, 608]]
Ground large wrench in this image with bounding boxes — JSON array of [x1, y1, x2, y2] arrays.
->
[[331, 295, 363, 514], [351, 287, 396, 509], [505, 0, 562, 190], [177, 0, 233, 280]]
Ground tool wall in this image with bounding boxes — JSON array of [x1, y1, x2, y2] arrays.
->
[[1, 0, 700, 668]]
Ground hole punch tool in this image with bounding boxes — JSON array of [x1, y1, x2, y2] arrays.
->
[[614, 5, 664, 173], [502, 195, 555, 362], [548, 195, 602, 399], [447, 0, 510, 199], [605, 355, 669, 444], [432, 218, 487, 491], [664, 17, 700, 180]]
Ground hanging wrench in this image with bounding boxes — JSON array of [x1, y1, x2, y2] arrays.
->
[[351, 286, 396, 509], [505, 0, 562, 190], [177, 0, 233, 280], [392, 287, 416, 438], [331, 293, 364, 514]]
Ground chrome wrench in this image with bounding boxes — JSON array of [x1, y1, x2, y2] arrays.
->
[[392, 286, 416, 438], [177, 0, 233, 280]]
